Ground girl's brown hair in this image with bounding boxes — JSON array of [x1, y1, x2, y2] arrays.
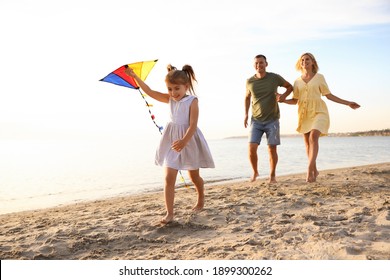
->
[[165, 64, 197, 95]]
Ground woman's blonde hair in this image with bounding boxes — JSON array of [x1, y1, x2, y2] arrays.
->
[[295, 52, 319, 73], [165, 64, 197, 95]]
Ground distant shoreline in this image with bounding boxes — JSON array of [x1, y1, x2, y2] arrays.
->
[[225, 129, 390, 139]]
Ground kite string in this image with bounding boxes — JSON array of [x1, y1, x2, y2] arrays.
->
[[137, 89, 188, 188]]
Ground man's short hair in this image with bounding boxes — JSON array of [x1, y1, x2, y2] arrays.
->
[[254, 54, 267, 61]]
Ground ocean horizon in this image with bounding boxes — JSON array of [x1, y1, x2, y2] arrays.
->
[[1, 135, 389, 215]]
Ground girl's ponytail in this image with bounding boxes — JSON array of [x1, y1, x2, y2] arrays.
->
[[167, 64, 177, 72], [182, 65, 197, 95], [165, 64, 197, 95]]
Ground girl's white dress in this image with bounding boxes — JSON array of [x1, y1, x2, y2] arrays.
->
[[155, 95, 215, 170]]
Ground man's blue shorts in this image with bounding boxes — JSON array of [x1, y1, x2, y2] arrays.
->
[[249, 118, 280, 145]]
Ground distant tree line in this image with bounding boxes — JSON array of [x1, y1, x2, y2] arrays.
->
[[329, 129, 390, 137], [226, 129, 390, 139]]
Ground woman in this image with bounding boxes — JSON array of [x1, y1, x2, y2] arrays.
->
[[281, 53, 360, 182]]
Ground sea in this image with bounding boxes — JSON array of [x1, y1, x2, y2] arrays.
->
[[1, 136, 389, 215]]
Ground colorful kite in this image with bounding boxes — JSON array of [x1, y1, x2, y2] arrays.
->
[[100, 59, 163, 133], [100, 60, 187, 186], [100, 59, 157, 89]]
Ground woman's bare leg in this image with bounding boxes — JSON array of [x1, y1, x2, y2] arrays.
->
[[306, 130, 321, 182]]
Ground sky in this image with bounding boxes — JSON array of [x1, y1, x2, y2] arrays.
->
[[1, 0, 389, 141]]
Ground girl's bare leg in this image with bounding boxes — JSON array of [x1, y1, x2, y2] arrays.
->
[[188, 169, 204, 211], [162, 167, 178, 224]]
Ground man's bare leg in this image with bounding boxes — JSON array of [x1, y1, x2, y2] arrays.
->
[[249, 143, 259, 182], [268, 145, 278, 183]]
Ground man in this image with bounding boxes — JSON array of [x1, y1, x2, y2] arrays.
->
[[244, 54, 292, 183]]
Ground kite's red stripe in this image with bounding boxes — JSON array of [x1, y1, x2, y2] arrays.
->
[[112, 66, 138, 88]]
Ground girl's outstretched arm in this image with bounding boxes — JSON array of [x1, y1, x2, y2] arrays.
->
[[325, 94, 360, 109], [125, 68, 170, 103]]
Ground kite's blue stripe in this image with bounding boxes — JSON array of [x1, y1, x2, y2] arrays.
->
[[100, 73, 136, 89]]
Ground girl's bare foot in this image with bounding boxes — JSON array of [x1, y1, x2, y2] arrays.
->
[[160, 213, 174, 224], [193, 188, 204, 212], [192, 200, 204, 212]]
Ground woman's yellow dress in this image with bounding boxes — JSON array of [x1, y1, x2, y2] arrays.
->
[[293, 73, 331, 136]]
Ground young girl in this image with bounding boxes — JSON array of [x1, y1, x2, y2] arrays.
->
[[125, 64, 215, 224], [281, 53, 360, 182]]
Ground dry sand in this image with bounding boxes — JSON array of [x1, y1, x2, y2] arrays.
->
[[0, 163, 389, 260]]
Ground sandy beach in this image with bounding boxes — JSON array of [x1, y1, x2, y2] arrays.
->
[[0, 163, 389, 260]]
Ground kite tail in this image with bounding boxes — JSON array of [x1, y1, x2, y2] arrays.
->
[[137, 89, 163, 134], [137, 89, 188, 188], [178, 170, 187, 188]]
